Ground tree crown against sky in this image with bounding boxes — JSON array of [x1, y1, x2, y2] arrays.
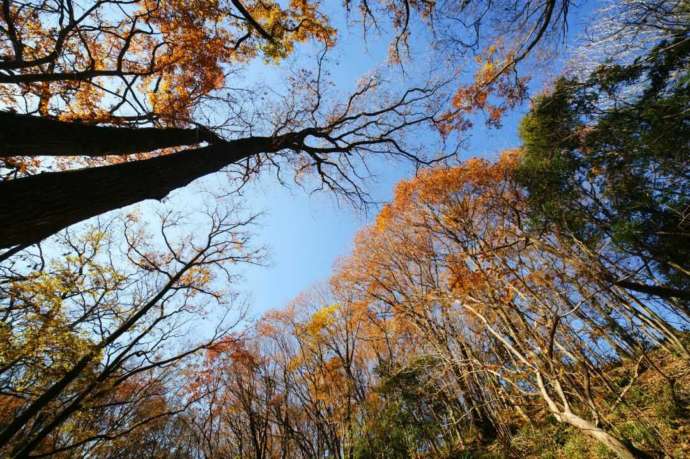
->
[[2, 1, 690, 457], [178, 147, 688, 458], [0, 0, 575, 254], [517, 32, 690, 304]]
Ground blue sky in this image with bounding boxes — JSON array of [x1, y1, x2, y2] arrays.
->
[[3, 1, 602, 343], [141, 1, 601, 326], [235, 111, 528, 320], [230, 42, 519, 317], [202, 1, 602, 321]]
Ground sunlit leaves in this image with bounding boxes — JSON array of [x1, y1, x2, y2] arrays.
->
[[0, 0, 334, 125]]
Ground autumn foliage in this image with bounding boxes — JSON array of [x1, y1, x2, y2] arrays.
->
[[1, 0, 689, 457], [173, 153, 688, 458]]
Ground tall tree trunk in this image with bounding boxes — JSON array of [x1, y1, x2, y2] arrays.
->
[[0, 111, 220, 156], [612, 278, 690, 303], [0, 132, 303, 248]]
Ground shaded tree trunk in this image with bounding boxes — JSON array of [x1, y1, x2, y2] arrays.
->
[[0, 111, 221, 156], [612, 278, 690, 303], [556, 412, 651, 459], [0, 132, 304, 248], [535, 373, 648, 459]]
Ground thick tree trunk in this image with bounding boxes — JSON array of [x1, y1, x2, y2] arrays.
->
[[0, 133, 300, 248], [0, 111, 220, 156]]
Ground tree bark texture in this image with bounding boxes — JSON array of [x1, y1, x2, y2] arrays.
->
[[0, 134, 298, 248], [0, 111, 220, 156]]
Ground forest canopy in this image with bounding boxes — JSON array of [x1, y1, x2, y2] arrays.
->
[[1, 0, 689, 457]]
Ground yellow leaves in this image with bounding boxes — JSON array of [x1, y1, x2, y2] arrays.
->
[[0, 288, 97, 393], [11, 272, 67, 315], [59, 83, 109, 123], [246, 0, 335, 62], [287, 0, 336, 46], [474, 42, 505, 87], [287, 355, 303, 372], [178, 265, 213, 292], [303, 303, 339, 337], [1, 226, 124, 395]]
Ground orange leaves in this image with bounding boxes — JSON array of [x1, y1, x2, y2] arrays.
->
[[139, 0, 235, 122], [140, 0, 333, 122], [1, 156, 42, 178], [286, 0, 337, 46], [1, 0, 333, 131], [373, 204, 394, 233], [328, 152, 534, 359], [179, 154, 594, 453], [436, 44, 529, 136], [446, 255, 483, 295], [206, 335, 258, 368], [376, 154, 517, 225]]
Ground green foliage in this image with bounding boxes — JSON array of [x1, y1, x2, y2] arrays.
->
[[353, 399, 420, 459], [618, 421, 657, 449], [516, 31, 690, 294], [561, 434, 590, 459], [353, 357, 449, 459]]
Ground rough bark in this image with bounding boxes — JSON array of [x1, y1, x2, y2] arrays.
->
[[0, 111, 221, 156], [0, 132, 304, 248]]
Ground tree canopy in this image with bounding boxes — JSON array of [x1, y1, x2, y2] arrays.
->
[[1, 0, 689, 457], [517, 31, 690, 303]]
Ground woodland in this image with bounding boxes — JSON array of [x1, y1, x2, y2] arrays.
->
[[0, 0, 689, 457]]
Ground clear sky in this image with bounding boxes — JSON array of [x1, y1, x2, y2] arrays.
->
[[187, 0, 601, 322], [133, 1, 599, 325]]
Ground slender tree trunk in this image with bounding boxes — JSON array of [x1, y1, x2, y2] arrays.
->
[[0, 111, 221, 156], [0, 253, 199, 448], [555, 412, 649, 459], [534, 373, 646, 459], [0, 133, 301, 248], [613, 278, 690, 303]]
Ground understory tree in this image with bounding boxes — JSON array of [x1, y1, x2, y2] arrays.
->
[[0, 204, 260, 456]]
